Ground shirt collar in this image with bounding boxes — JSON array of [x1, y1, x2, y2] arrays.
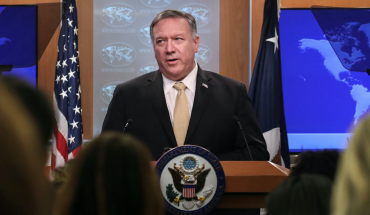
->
[[162, 61, 198, 94]]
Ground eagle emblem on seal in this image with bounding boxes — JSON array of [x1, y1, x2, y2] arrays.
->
[[166, 155, 214, 210]]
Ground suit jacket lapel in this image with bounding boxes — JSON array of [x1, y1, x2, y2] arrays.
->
[[144, 71, 177, 147], [185, 66, 212, 145]]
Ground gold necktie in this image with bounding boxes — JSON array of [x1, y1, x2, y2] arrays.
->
[[173, 82, 189, 146]]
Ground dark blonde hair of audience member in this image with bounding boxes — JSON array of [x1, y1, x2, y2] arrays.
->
[[266, 173, 332, 215], [0, 81, 51, 215], [52, 159, 76, 191], [55, 132, 164, 215], [332, 116, 370, 215]]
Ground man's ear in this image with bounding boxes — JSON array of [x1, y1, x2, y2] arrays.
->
[[194, 36, 200, 53]]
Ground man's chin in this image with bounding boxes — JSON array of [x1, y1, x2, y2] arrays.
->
[[163, 70, 186, 81]]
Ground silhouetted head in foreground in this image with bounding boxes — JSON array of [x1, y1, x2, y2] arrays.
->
[[1, 76, 53, 163], [266, 173, 332, 215], [291, 149, 340, 181], [55, 132, 164, 215], [0, 80, 51, 215]]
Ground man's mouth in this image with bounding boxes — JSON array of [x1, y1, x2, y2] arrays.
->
[[167, 58, 178, 64]]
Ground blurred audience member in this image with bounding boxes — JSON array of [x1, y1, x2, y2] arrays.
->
[[332, 116, 370, 215], [52, 159, 76, 191], [1, 77, 53, 164], [0, 81, 51, 215], [266, 173, 332, 215], [54, 132, 164, 215], [291, 149, 340, 181], [52, 165, 66, 190]]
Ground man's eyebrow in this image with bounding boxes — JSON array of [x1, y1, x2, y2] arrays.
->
[[173, 33, 185, 37], [154, 33, 186, 40], [154, 36, 165, 40]]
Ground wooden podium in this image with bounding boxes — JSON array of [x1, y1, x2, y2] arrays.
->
[[152, 161, 289, 209], [216, 161, 289, 209]]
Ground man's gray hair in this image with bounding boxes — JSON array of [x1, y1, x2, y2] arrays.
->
[[150, 9, 198, 42]]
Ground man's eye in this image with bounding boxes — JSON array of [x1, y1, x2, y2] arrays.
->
[[175, 38, 182, 40], [157, 40, 163, 44]]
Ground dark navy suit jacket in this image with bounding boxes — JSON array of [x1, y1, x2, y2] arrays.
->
[[102, 66, 269, 161]]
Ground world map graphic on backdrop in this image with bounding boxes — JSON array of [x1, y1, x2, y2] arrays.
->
[[101, 4, 136, 27], [299, 31, 370, 125], [302, 15, 370, 125], [179, 4, 212, 28], [0, 6, 37, 87], [280, 10, 370, 136]]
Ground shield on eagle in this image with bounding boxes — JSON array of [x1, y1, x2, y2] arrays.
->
[[183, 184, 195, 198]]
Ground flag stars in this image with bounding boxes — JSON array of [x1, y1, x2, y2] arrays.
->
[[62, 59, 68, 67], [73, 105, 81, 114], [63, 44, 67, 52], [73, 41, 76, 49], [68, 135, 75, 144], [68, 19, 73, 27], [266, 27, 279, 54], [55, 75, 61, 84], [60, 89, 68, 99], [61, 74, 68, 83], [68, 69, 76, 79], [69, 4, 74, 13], [76, 91, 81, 100], [68, 86, 72, 93], [56, 61, 61, 68], [74, 26, 78, 35], [70, 120, 78, 129], [70, 55, 77, 64]]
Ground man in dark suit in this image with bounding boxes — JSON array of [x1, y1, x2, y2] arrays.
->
[[102, 9, 269, 161]]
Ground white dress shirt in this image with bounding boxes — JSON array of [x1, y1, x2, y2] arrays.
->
[[162, 62, 198, 126]]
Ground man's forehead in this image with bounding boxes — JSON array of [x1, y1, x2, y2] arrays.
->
[[153, 17, 190, 32]]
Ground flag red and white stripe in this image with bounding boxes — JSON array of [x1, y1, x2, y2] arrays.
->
[[183, 184, 195, 198]]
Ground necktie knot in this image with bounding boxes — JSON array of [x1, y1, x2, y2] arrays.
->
[[173, 82, 187, 91]]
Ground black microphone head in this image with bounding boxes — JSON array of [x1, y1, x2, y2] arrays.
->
[[233, 116, 240, 122], [163, 147, 172, 154], [123, 119, 133, 133]]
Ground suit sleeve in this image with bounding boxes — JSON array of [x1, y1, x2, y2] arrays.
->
[[101, 85, 126, 133], [216, 83, 270, 161]]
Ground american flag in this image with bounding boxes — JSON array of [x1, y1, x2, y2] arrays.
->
[[248, 0, 290, 168], [51, 0, 83, 171]]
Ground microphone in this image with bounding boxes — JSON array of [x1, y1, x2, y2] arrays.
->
[[163, 147, 172, 154], [234, 116, 253, 161], [123, 119, 133, 134]]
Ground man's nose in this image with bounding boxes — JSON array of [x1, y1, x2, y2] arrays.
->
[[165, 40, 175, 53]]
